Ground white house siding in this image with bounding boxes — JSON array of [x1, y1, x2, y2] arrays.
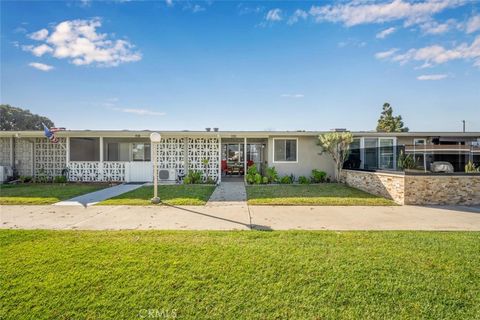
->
[[267, 136, 335, 179]]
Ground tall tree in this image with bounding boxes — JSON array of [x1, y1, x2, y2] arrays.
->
[[317, 131, 353, 182], [0, 104, 54, 131], [376, 103, 409, 132]]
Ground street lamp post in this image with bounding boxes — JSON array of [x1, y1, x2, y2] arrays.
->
[[150, 132, 162, 204]]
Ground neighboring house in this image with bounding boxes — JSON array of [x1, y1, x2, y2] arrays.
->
[[0, 130, 479, 182]]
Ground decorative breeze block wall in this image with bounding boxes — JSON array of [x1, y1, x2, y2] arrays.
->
[[187, 137, 220, 181], [34, 137, 67, 177], [0, 138, 11, 166], [156, 137, 186, 176]]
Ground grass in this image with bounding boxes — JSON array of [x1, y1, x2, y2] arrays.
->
[[99, 185, 216, 206], [0, 183, 108, 205], [1, 230, 479, 319], [247, 183, 396, 206]]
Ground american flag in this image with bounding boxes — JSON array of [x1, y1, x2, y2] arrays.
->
[[42, 123, 59, 143]]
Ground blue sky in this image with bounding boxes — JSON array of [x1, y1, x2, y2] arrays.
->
[[1, 0, 479, 131]]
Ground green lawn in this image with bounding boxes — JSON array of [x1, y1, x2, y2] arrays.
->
[[247, 184, 396, 205], [0, 183, 108, 205], [1, 230, 479, 319], [99, 185, 216, 206]]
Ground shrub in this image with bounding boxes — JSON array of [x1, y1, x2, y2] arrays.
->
[[206, 177, 216, 185], [34, 171, 49, 183], [265, 166, 279, 183], [398, 150, 416, 170], [53, 175, 67, 183], [184, 170, 203, 184], [311, 169, 327, 183], [298, 176, 309, 184], [246, 165, 259, 184], [254, 173, 262, 184], [465, 160, 480, 173], [19, 176, 33, 183], [280, 175, 293, 184], [262, 176, 269, 184]]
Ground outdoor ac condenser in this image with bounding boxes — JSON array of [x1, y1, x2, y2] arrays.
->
[[0, 166, 13, 183], [158, 168, 177, 181]]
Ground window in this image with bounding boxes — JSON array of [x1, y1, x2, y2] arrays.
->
[[132, 143, 151, 161], [413, 138, 426, 145], [70, 138, 100, 161], [273, 139, 297, 162], [379, 138, 394, 169], [364, 138, 378, 169], [106, 142, 130, 161]]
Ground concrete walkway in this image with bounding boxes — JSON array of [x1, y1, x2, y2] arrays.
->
[[53, 183, 144, 207], [1, 204, 479, 231], [207, 181, 247, 206]]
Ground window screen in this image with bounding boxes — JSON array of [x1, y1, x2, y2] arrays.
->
[[274, 139, 297, 162]]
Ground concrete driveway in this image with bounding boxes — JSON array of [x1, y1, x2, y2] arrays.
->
[[1, 204, 480, 231]]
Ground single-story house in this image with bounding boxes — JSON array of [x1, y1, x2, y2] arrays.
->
[[0, 130, 479, 183]]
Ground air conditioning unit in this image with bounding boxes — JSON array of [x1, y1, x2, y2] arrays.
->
[[158, 168, 177, 181], [0, 166, 13, 183]]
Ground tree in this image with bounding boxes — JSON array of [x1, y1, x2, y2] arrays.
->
[[317, 132, 353, 182], [376, 103, 409, 132], [0, 104, 54, 131]]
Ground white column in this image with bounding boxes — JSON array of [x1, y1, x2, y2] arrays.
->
[[99, 137, 104, 181], [244, 137, 247, 182], [66, 137, 70, 167], [9, 137, 14, 167], [218, 135, 221, 183], [359, 138, 365, 169]]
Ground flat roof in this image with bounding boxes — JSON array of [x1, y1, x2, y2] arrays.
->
[[0, 130, 479, 138]]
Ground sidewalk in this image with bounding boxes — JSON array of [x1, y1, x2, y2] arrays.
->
[[53, 183, 144, 207], [1, 204, 479, 231]]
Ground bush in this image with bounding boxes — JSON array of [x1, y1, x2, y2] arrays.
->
[[19, 176, 33, 183], [262, 176, 269, 184], [311, 169, 327, 183], [465, 160, 480, 173], [265, 166, 279, 183], [246, 165, 259, 185], [184, 170, 203, 184], [298, 176, 310, 184], [254, 173, 262, 184], [280, 175, 293, 184], [53, 175, 67, 183]]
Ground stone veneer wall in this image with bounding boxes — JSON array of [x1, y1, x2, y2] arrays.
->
[[342, 170, 405, 204], [404, 175, 480, 205], [343, 170, 480, 205]]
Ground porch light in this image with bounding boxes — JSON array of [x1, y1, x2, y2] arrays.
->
[[150, 132, 162, 204]]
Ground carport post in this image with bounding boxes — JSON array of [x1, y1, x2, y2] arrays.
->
[[150, 132, 161, 204]]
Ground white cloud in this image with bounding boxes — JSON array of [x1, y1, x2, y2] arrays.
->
[[466, 15, 480, 34], [419, 19, 456, 34], [375, 48, 399, 59], [380, 35, 480, 67], [266, 8, 282, 22], [165, 0, 173, 6], [309, 0, 465, 27], [376, 27, 396, 39], [29, 62, 54, 71], [29, 44, 53, 57], [183, 3, 205, 13], [281, 93, 304, 98], [113, 107, 166, 116], [29, 28, 49, 40], [417, 74, 448, 80], [288, 9, 308, 25], [25, 18, 141, 67]]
